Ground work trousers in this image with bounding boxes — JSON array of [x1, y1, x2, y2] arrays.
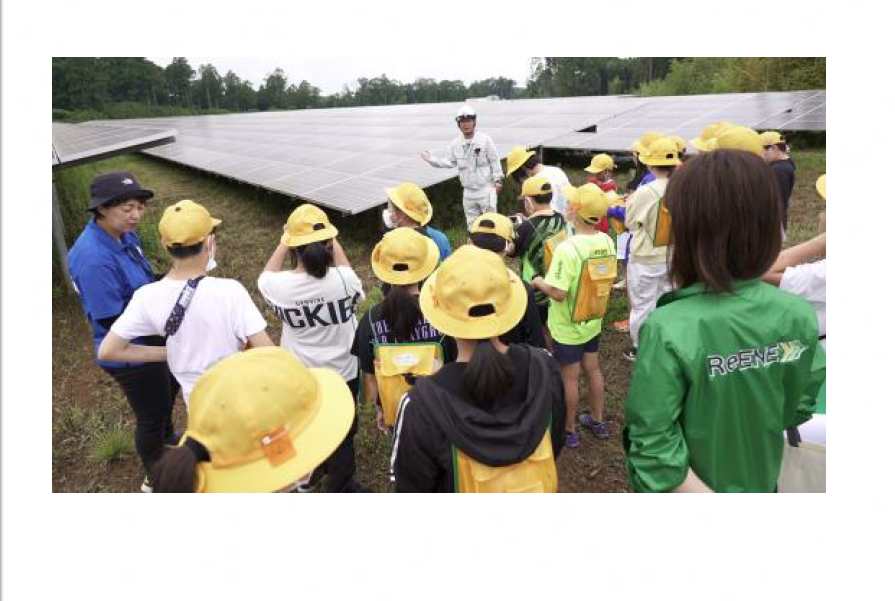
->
[[102, 362, 180, 476], [462, 188, 497, 227], [627, 260, 673, 348]]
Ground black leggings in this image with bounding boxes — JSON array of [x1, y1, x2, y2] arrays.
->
[[317, 377, 362, 492], [103, 362, 179, 476]]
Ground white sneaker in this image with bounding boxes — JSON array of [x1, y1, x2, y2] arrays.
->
[[141, 477, 153, 493], [612, 277, 627, 290]]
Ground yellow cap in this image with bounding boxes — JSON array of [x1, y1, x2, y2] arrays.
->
[[420, 245, 527, 339], [639, 137, 682, 167], [159, 199, 222, 247], [506, 146, 536, 176], [584, 153, 615, 174], [708, 126, 763, 156], [385, 182, 433, 226], [470, 212, 515, 242], [632, 131, 664, 155], [668, 135, 687, 154], [760, 131, 786, 147], [185, 347, 355, 493], [563, 183, 611, 224], [690, 121, 734, 152], [371, 227, 440, 286], [281, 204, 339, 247], [520, 175, 553, 198], [816, 174, 826, 200]]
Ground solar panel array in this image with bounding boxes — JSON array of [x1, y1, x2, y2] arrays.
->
[[52, 122, 177, 169], [88, 90, 824, 214], [542, 90, 826, 152]]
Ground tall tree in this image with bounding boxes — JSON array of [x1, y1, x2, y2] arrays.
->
[[196, 64, 224, 109], [258, 68, 288, 110], [165, 57, 195, 107]]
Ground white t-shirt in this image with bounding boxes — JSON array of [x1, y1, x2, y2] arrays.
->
[[538, 165, 571, 215], [781, 259, 826, 350], [110, 276, 267, 407], [258, 266, 364, 381]]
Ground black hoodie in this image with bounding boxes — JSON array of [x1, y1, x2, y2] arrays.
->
[[391, 344, 565, 492]]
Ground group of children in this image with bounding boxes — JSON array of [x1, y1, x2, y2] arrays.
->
[[67, 119, 825, 493]]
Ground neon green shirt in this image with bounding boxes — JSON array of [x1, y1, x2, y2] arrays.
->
[[543, 232, 616, 345]]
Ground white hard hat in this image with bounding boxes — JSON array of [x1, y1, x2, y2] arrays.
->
[[455, 104, 477, 120]]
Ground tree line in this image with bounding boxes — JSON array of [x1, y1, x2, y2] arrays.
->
[[52, 57, 825, 122]]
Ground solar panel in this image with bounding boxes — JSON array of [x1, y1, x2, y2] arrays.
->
[[52, 122, 177, 170], [86, 91, 823, 214]]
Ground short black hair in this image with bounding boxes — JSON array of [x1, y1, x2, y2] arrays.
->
[[528, 190, 553, 205], [649, 165, 677, 176], [470, 232, 508, 254], [90, 197, 147, 220], [167, 240, 204, 259], [512, 155, 542, 183]]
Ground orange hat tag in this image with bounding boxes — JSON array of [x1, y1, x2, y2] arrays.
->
[[260, 426, 296, 467]]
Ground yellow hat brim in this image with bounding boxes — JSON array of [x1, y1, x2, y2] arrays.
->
[[280, 224, 339, 247], [371, 234, 440, 286], [194, 367, 355, 493], [640, 155, 681, 167], [386, 187, 432, 226], [690, 137, 711, 152], [419, 267, 528, 339], [816, 175, 826, 200], [506, 150, 535, 176]]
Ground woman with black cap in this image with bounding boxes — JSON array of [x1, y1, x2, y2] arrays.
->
[[67, 172, 180, 492]]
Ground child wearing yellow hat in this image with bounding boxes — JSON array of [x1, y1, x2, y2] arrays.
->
[[391, 245, 566, 492], [760, 131, 796, 232], [152, 347, 356, 492], [382, 182, 452, 261], [585, 153, 618, 194], [532, 184, 616, 448]]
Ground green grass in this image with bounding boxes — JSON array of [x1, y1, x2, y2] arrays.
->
[[91, 427, 134, 463]]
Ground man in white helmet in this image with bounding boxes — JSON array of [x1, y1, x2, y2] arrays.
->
[[421, 104, 504, 226]]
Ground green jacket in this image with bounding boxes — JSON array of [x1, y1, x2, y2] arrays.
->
[[624, 280, 825, 493]]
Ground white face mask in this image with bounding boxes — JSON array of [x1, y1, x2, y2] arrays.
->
[[205, 236, 217, 272], [382, 208, 399, 230]]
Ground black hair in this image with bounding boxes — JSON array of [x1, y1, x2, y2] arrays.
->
[[512, 154, 542, 183], [289, 240, 333, 279], [152, 439, 210, 493], [649, 165, 677, 177], [666, 149, 782, 293], [380, 284, 423, 342], [470, 232, 508, 254], [91, 197, 146, 220], [627, 162, 651, 192], [463, 340, 514, 406], [166, 226, 217, 259], [528, 190, 553, 205]]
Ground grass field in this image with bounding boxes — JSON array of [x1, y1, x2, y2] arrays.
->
[[51, 148, 826, 492]]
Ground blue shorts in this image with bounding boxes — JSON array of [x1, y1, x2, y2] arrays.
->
[[552, 333, 601, 366]]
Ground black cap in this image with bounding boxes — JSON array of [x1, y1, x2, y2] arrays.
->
[[88, 172, 154, 210]]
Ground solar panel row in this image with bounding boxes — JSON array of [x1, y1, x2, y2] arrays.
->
[[52, 122, 177, 169]]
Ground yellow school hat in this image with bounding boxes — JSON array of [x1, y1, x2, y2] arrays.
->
[[707, 126, 763, 156], [690, 121, 734, 151], [159, 199, 222, 247], [420, 245, 527, 339], [632, 131, 664, 155], [520, 175, 553, 198], [506, 146, 536, 176], [281, 204, 339, 247], [563, 183, 611, 224], [669, 135, 687, 154], [184, 347, 355, 493], [385, 182, 433, 226], [760, 131, 786, 147], [584, 153, 615, 174], [371, 227, 440, 286], [639, 137, 682, 167], [470, 212, 515, 242], [816, 174, 826, 200]]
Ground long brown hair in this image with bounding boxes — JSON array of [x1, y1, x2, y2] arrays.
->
[[666, 149, 782, 293]]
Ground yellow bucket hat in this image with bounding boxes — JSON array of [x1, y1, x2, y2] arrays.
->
[[668, 135, 687, 154], [159, 199, 222, 247], [520, 175, 553, 198], [690, 121, 734, 152], [385, 182, 433, 226], [281, 204, 339, 247], [708, 126, 763, 156], [563, 183, 611, 224], [816, 174, 826, 200], [584, 153, 615, 174], [639, 137, 682, 167], [506, 146, 536, 176], [470, 212, 515, 242], [371, 227, 440, 286], [184, 347, 355, 493], [760, 131, 786, 147], [632, 131, 664, 156], [420, 245, 527, 339]]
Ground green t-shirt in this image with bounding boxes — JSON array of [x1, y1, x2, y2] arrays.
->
[[543, 232, 616, 345]]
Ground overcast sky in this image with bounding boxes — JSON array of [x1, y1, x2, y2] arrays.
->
[[149, 57, 535, 95]]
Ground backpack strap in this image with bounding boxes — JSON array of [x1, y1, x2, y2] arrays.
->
[[163, 276, 205, 339]]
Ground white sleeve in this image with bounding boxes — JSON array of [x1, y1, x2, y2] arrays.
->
[[341, 267, 366, 301], [423, 139, 458, 168], [109, 289, 160, 340], [486, 135, 503, 181], [780, 261, 826, 303], [231, 281, 268, 340]]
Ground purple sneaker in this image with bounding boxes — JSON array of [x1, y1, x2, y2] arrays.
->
[[565, 431, 580, 449], [579, 413, 610, 440]]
